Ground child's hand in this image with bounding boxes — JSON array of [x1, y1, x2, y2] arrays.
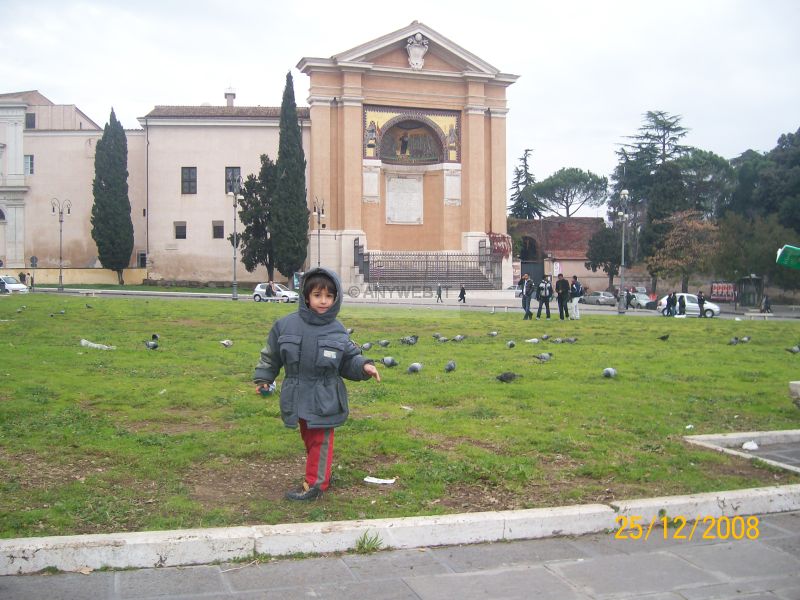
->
[[255, 382, 275, 396], [364, 363, 381, 382]]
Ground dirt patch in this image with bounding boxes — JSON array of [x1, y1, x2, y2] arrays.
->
[[0, 447, 110, 489]]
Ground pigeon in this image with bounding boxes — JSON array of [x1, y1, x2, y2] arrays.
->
[[437, 337, 449, 343], [85, 303, 93, 309], [602, 367, 617, 378], [564, 337, 578, 344], [740, 336, 751, 343], [487, 331, 498, 337], [506, 340, 516, 348], [444, 360, 456, 373], [220, 339, 233, 347], [432, 333, 442, 339], [400, 335, 419, 345], [496, 371, 521, 383], [378, 340, 391, 347], [407, 362, 422, 374], [534, 352, 553, 362], [361, 342, 373, 351], [144, 339, 159, 350], [346, 327, 354, 335], [550, 338, 563, 344], [658, 334, 670, 341], [728, 337, 740, 345], [381, 356, 399, 367], [452, 335, 466, 342], [525, 338, 540, 344], [151, 333, 160, 341], [541, 334, 550, 340], [786, 345, 800, 354]]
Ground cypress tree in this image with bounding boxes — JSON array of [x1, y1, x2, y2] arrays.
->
[[271, 72, 309, 282], [91, 108, 134, 284]]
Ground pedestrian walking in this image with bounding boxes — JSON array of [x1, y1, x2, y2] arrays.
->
[[697, 290, 706, 317], [458, 284, 466, 303], [535, 275, 553, 320], [436, 282, 443, 303], [519, 274, 534, 319]]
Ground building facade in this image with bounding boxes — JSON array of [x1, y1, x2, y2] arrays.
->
[[0, 22, 517, 288]]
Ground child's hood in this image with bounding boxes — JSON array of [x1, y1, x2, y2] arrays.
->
[[298, 267, 344, 326]]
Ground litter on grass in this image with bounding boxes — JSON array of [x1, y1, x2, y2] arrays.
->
[[364, 476, 396, 485], [80, 339, 116, 351], [742, 440, 759, 451]]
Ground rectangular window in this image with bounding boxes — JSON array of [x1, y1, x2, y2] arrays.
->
[[137, 252, 147, 268], [212, 221, 225, 239], [24, 155, 34, 175], [181, 167, 197, 194], [225, 166, 241, 193], [174, 222, 187, 240], [25, 113, 36, 129]]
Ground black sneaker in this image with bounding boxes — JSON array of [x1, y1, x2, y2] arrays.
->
[[285, 482, 323, 501]]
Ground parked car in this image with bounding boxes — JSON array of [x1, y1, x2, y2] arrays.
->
[[657, 293, 720, 318], [0, 275, 29, 294], [507, 284, 522, 298], [253, 282, 299, 303], [580, 291, 616, 305], [629, 292, 652, 309]]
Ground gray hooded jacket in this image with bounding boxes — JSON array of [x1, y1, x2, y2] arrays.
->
[[253, 268, 372, 429]]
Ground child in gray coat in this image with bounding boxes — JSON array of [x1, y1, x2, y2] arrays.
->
[[253, 268, 380, 500]]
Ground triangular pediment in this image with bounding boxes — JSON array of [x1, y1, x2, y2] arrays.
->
[[298, 21, 517, 82]]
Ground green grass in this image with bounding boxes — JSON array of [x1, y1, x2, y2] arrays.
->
[[1, 294, 799, 538]]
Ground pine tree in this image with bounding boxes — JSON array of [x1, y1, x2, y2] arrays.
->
[[271, 72, 309, 282], [508, 149, 545, 218], [91, 108, 134, 284], [237, 155, 278, 280]]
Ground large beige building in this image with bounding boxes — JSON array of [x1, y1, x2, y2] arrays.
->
[[0, 22, 516, 288]]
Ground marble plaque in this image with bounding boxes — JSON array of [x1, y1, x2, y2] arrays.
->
[[386, 175, 423, 224]]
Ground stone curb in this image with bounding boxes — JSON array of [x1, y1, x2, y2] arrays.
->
[[3, 485, 800, 576]]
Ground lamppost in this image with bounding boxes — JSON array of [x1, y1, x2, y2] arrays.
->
[[313, 197, 325, 267], [617, 189, 629, 314], [227, 174, 244, 301], [50, 198, 71, 292]]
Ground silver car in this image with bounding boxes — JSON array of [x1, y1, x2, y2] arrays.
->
[[253, 282, 299, 303], [581, 291, 616, 305], [657, 293, 720, 318]]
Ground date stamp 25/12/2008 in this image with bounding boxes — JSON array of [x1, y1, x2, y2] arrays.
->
[[614, 515, 760, 541]]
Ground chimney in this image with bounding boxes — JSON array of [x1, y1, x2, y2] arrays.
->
[[224, 87, 236, 107]]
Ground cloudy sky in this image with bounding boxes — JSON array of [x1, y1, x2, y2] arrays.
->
[[2, 0, 798, 216]]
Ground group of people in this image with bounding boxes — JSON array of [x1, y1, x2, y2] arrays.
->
[[519, 273, 583, 321], [663, 290, 707, 317]]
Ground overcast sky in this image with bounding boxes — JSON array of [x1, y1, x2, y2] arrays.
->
[[2, 0, 799, 216]]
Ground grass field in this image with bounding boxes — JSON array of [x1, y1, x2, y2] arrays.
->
[[1, 293, 799, 539]]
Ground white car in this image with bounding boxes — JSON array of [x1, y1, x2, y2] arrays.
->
[[253, 282, 299, 303], [657, 293, 720, 318], [0, 275, 29, 294]]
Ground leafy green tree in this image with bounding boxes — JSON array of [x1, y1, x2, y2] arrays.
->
[[271, 72, 309, 282], [715, 213, 800, 291], [639, 162, 687, 259], [647, 210, 718, 292], [508, 149, 545, 218], [532, 167, 607, 217], [237, 154, 278, 280], [91, 108, 133, 284], [756, 127, 800, 233], [584, 226, 626, 290], [723, 149, 769, 218], [676, 149, 734, 218]]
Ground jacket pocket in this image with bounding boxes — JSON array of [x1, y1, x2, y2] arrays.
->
[[278, 334, 302, 367], [315, 339, 345, 372], [313, 380, 341, 417]]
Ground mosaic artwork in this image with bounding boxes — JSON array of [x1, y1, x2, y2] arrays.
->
[[363, 105, 460, 163]]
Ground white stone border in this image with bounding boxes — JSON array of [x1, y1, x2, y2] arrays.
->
[[684, 429, 800, 475], [3, 486, 800, 575]]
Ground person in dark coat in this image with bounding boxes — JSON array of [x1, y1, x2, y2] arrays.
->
[[519, 273, 534, 319], [678, 294, 686, 315], [458, 284, 466, 303], [697, 290, 706, 317], [253, 268, 380, 501], [555, 273, 570, 320], [535, 275, 553, 320]]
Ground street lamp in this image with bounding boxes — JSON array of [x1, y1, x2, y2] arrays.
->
[[313, 197, 325, 267], [227, 174, 244, 301], [617, 189, 629, 314], [50, 198, 72, 292]]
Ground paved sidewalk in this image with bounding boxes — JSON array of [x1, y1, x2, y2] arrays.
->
[[2, 510, 799, 600]]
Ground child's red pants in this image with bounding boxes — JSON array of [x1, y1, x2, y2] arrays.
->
[[299, 419, 334, 491]]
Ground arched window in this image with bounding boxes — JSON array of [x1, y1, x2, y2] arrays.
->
[[379, 120, 443, 165]]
